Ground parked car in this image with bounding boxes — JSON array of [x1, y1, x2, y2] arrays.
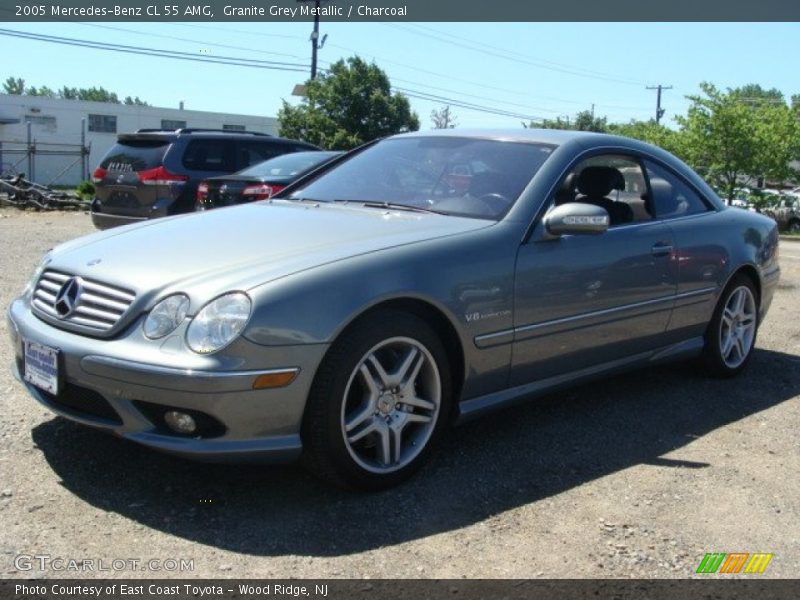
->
[[90, 128, 318, 230], [763, 196, 800, 232], [196, 150, 343, 210], [8, 129, 780, 490]]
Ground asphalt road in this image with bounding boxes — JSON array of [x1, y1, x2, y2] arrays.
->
[[1, 209, 798, 579]]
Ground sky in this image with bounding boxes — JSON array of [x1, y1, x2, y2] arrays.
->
[[0, 21, 798, 130]]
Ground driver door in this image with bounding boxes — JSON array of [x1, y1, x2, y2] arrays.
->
[[510, 154, 677, 385]]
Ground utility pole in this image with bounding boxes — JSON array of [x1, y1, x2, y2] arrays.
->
[[300, 0, 329, 80], [646, 85, 673, 125]]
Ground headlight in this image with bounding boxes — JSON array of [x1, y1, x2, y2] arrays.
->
[[143, 294, 190, 339], [23, 251, 52, 296], [186, 292, 251, 354]]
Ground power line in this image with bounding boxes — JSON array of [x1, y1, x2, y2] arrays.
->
[[385, 23, 647, 87], [86, 20, 654, 114], [402, 23, 649, 85], [0, 27, 544, 121], [0, 26, 656, 123], [394, 86, 548, 122], [0, 28, 310, 72], [76, 22, 308, 61]]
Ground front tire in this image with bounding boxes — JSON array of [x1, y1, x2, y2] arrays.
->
[[302, 311, 452, 490], [701, 274, 758, 377]]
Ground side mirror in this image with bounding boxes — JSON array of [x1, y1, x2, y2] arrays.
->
[[544, 202, 610, 236]]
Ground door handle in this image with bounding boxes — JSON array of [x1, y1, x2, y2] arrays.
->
[[651, 243, 673, 257]]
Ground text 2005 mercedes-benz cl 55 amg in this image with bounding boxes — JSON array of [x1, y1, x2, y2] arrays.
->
[[7, 130, 780, 489]]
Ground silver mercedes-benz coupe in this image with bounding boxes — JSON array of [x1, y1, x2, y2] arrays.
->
[[7, 129, 781, 489]]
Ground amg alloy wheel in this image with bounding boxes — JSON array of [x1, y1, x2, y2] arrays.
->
[[302, 311, 452, 490], [702, 274, 758, 377], [341, 336, 441, 474]]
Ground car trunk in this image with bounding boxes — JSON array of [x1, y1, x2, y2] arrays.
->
[[201, 176, 288, 209]]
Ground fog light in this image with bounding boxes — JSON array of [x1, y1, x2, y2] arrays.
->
[[164, 411, 197, 435]]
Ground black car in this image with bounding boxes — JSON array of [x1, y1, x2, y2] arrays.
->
[[90, 128, 318, 229], [196, 150, 343, 210]]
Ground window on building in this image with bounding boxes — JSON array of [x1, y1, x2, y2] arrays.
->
[[161, 119, 187, 130], [88, 114, 117, 133], [223, 124, 246, 131], [24, 115, 57, 132]]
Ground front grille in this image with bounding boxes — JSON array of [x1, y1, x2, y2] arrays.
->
[[32, 270, 136, 332], [39, 383, 122, 425]]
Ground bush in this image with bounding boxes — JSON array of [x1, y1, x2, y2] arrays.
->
[[76, 180, 95, 199]]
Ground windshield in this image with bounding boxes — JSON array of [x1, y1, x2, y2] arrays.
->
[[239, 151, 341, 178], [289, 137, 555, 219]]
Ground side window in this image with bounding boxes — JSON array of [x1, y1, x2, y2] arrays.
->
[[181, 139, 235, 171], [161, 119, 186, 130], [552, 154, 652, 226], [644, 160, 710, 219], [88, 114, 117, 134], [238, 141, 289, 168]]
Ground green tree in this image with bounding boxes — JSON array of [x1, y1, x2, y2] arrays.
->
[[123, 95, 149, 106], [573, 110, 608, 132], [58, 86, 78, 100], [732, 84, 785, 104], [608, 119, 686, 158], [26, 85, 56, 98], [676, 82, 800, 204], [278, 56, 419, 149], [525, 109, 607, 132], [431, 104, 458, 129], [523, 115, 571, 129], [76, 86, 120, 103], [59, 85, 123, 103], [3, 76, 25, 94]]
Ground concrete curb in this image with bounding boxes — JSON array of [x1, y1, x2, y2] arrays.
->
[[779, 236, 800, 243]]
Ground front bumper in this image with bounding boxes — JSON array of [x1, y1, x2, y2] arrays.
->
[[7, 298, 329, 463]]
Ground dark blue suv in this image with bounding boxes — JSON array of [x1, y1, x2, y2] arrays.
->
[[91, 128, 318, 229]]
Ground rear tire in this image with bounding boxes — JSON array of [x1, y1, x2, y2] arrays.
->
[[301, 310, 452, 491], [701, 274, 758, 377]]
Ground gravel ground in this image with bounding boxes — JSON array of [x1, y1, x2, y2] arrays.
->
[[0, 208, 798, 579]]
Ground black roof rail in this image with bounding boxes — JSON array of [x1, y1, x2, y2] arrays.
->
[[176, 128, 272, 136], [133, 128, 272, 136], [135, 128, 178, 133]]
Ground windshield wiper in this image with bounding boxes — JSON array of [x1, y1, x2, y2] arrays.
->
[[359, 201, 445, 215]]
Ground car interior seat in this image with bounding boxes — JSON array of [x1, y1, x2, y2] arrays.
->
[[575, 166, 634, 225], [554, 172, 577, 206], [649, 177, 683, 218]]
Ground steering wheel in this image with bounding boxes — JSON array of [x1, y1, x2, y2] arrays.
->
[[476, 193, 511, 216]]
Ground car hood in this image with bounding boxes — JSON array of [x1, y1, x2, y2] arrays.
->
[[48, 201, 493, 304]]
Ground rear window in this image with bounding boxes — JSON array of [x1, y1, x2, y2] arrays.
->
[[100, 141, 169, 172], [239, 151, 338, 177]]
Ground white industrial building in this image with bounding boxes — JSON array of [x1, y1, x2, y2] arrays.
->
[[0, 93, 278, 186]]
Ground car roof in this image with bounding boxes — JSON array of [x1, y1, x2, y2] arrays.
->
[[117, 129, 318, 146], [393, 127, 625, 145]]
